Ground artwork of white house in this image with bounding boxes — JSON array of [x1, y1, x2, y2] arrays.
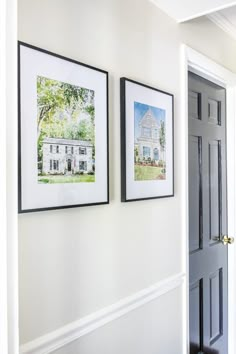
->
[[135, 109, 164, 162], [42, 137, 94, 175]]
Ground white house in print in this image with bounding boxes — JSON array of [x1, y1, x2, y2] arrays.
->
[[42, 137, 94, 175], [136, 109, 164, 162]]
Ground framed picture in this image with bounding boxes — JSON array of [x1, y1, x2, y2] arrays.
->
[[120, 78, 174, 202], [18, 42, 109, 213]]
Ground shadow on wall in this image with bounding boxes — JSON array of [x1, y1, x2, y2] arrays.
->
[[190, 343, 219, 354]]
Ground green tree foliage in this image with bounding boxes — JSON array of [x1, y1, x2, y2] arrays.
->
[[37, 76, 95, 164], [134, 146, 139, 163], [159, 120, 165, 151], [37, 77, 64, 137]]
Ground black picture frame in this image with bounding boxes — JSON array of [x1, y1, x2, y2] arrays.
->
[[18, 41, 109, 213], [120, 77, 174, 202]]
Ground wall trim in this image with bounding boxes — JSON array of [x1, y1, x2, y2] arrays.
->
[[149, 0, 236, 23], [20, 272, 185, 354], [208, 13, 236, 41]]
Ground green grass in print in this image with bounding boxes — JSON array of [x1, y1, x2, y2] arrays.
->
[[134, 165, 165, 181], [38, 174, 95, 184]]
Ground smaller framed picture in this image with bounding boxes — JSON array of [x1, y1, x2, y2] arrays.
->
[[120, 78, 174, 202], [18, 42, 109, 213]]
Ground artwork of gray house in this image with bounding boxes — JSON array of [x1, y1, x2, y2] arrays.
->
[[135, 109, 164, 162], [42, 137, 93, 175]]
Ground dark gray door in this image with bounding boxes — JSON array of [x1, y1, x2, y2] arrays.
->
[[188, 72, 228, 354]]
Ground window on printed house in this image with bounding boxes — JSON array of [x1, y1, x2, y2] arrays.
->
[[143, 127, 151, 138], [53, 160, 59, 170], [143, 146, 151, 158], [79, 147, 87, 155], [79, 161, 87, 171], [154, 129, 158, 139]]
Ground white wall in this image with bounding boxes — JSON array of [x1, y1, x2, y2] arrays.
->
[[54, 287, 183, 354], [18, 0, 236, 352]]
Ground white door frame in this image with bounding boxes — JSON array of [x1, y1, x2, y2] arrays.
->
[[181, 45, 236, 354]]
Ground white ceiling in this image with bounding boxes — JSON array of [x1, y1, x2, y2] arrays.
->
[[150, 0, 236, 22], [208, 6, 236, 39]]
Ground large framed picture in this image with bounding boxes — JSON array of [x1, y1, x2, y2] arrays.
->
[[18, 42, 109, 213], [120, 78, 174, 202]]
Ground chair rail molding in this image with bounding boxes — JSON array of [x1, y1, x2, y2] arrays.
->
[[20, 272, 185, 354]]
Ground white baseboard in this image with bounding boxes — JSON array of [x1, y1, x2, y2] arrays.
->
[[20, 272, 185, 354]]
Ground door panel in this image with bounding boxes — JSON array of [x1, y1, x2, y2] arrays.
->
[[209, 269, 223, 344], [208, 98, 221, 126], [209, 140, 221, 243], [190, 279, 204, 354], [189, 135, 202, 253], [188, 72, 227, 354], [189, 91, 201, 120]]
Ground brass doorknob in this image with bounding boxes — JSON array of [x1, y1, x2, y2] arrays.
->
[[221, 235, 234, 245]]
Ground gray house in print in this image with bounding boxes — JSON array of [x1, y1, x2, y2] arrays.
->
[[42, 137, 93, 175], [136, 109, 163, 162]]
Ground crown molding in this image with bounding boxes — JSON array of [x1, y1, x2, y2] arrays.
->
[[208, 12, 236, 40], [149, 0, 236, 23]]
